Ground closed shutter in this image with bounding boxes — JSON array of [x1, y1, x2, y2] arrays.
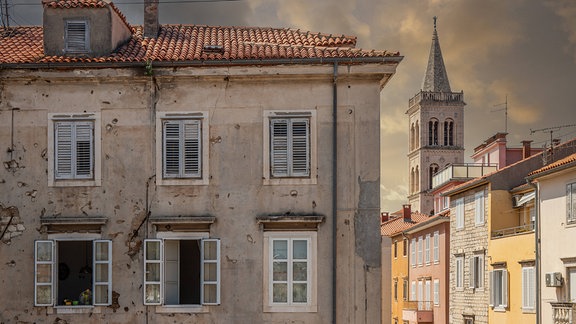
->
[[502, 269, 508, 308], [55, 121, 93, 179], [270, 118, 310, 177], [35, 240, 54, 306], [93, 240, 112, 306], [456, 198, 464, 229], [201, 239, 220, 305], [75, 122, 93, 178], [183, 120, 201, 177], [475, 191, 484, 225], [55, 122, 73, 178], [433, 232, 439, 262], [489, 270, 495, 307], [163, 120, 201, 178], [66, 21, 88, 52], [469, 257, 475, 288], [143, 239, 163, 305]]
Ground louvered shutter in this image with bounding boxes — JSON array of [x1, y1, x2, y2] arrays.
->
[[55, 122, 73, 178], [290, 118, 310, 177], [183, 120, 201, 177], [75, 122, 93, 178], [489, 271, 494, 307], [66, 21, 88, 52], [502, 269, 508, 308], [475, 191, 484, 225], [271, 119, 289, 177], [469, 257, 475, 288], [164, 121, 181, 177]]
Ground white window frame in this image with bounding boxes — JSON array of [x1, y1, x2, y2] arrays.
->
[[489, 269, 508, 310], [522, 266, 535, 312], [417, 236, 423, 266], [433, 279, 440, 306], [48, 113, 101, 187], [410, 238, 416, 267], [455, 197, 464, 229], [156, 112, 209, 186], [65, 20, 90, 53], [567, 182, 576, 225], [418, 280, 423, 309], [143, 232, 220, 312], [411, 281, 416, 302], [469, 254, 484, 289], [425, 279, 431, 310], [433, 231, 439, 263], [425, 234, 431, 265], [263, 110, 317, 185], [34, 236, 112, 308], [475, 191, 485, 226], [263, 231, 317, 313], [456, 255, 464, 290]]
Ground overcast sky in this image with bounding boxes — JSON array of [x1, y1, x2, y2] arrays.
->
[[9, 0, 576, 212]]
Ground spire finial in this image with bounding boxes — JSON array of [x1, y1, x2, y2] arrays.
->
[[433, 16, 437, 31]]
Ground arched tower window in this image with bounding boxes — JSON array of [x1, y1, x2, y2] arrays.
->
[[429, 163, 439, 190], [415, 121, 420, 149], [415, 166, 420, 192], [410, 167, 415, 194], [428, 119, 438, 146], [444, 118, 454, 146], [410, 123, 415, 151]]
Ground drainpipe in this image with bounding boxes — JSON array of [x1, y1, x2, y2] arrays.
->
[[332, 61, 338, 324], [527, 179, 541, 324]]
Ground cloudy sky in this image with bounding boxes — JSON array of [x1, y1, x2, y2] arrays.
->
[[10, 0, 576, 212]]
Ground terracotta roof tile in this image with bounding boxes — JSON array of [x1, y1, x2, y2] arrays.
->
[[0, 24, 399, 65], [380, 212, 430, 236], [528, 153, 576, 176]]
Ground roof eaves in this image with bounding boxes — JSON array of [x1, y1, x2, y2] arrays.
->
[[403, 216, 450, 234]]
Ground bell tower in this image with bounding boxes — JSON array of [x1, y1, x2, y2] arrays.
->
[[407, 17, 465, 215]]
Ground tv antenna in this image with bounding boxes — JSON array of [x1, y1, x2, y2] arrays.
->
[[492, 95, 508, 133], [530, 124, 576, 145]]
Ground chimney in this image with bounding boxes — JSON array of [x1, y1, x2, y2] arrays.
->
[[381, 212, 389, 224], [144, 0, 159, 38], [522, 140, 532, 159], [403, 204, 411, 221]]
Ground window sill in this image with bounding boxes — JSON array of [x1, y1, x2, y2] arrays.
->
[[263, 177, 317, 186], [49, 178, 101, 187], [155, 305, 209, 313], [493, 306, 506, 312], [522, 308, 536, 314], [157, 178, 209, 186], [264, 304, 317, 313], [51, 306, 101, 314]]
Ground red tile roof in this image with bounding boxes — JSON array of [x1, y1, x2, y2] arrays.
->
[[380, 212, 430, 236], [528, 153, 576, 176], [0, 23, 399, 65]]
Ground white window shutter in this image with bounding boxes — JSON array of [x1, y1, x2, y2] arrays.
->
[[55, 122, 73, 178], [410, 239, 416, 267], [475, 191, 484, 225], [469, 257, 475, 288], [74, 122, 94, 178], [183, 120, 201, 177], [502, 269, 508, 308], [271, 119, 289, 177], [522, 268, 529, 309], [35, 240, 54, 306], [93, 240, 112, 306], [290, 118, 310, 177], [144, 239, 163, 305], [488, 271, 495, 307], [164, 121, 181, 177], [201, 238, 220, 305], [433, 232, 439, 262]]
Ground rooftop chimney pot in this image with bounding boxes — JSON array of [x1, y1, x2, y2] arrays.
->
[[381, 212, 389, 224], [403, 204, 411, 221], [521, 140, 533, 159]]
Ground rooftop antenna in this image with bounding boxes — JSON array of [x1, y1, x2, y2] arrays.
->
[[492, 95, 508, 133], [530, 124, 576, 163], [0, 0, 9, 29]]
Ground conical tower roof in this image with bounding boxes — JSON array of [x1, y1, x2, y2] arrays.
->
[[422, 17, 451, 92]]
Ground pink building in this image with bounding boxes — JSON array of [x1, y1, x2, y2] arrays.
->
[[402, 212, 450, 324], [471, 132, 542, 169]]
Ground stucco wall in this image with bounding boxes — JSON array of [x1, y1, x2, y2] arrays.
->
[[0, 63, 397, 323]]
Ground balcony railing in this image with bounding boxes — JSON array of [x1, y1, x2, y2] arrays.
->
[[551, 302, 576, 324], [432, 163, 498, 189], [403, 300, 433, 311], [491, 223, 535, 239], [409, 90, 464, 107], [403, 300, 434, 323]]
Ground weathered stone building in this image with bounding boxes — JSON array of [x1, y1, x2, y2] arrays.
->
[[0, 1, 402, 323]]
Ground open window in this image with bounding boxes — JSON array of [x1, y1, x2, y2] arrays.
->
[[34, 240, 112, 307], [143, 238, 220, 307]]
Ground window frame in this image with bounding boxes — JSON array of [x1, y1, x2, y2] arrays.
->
[[469, 254, 484, 289], [65, 19, 90, 53], [263, 110, 317, 185], [34, 237, 112, 308], [263, 231, 317, 313], [143, 232, 221, 311], [156, 112, 209, 186], [567, 182, 576, 225], [489, 268, 508, 310], [455, 255, 464, 290], [48, 113, 101, 187]]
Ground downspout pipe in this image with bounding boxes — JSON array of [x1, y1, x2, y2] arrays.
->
[[331, 61, 338, 324], [527, 178, 541, 324]]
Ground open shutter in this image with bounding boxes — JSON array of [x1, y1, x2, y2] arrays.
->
[[93, 240, 112, 306], [55, 122, 73, 179], [35, 240, 54, 306], [75, 122, 94, 178], [469, 257, 475, 288], [144, 239, 163, 305], [502, 269, 508, 308], [488, 271, 494, 307], [271, 119, 289, 177], [290, 118, 310, 177], [201, 238, 220, 305], [183, 120, 201, 177]]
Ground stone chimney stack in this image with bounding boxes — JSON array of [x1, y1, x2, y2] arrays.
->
[[381, 212, 389, 224], [144, 0, 159, 38], [403, 204, 411, 221], [522, 140, 532, 159]]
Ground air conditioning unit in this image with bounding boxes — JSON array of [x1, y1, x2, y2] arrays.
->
[[545, 272, 564, 287]]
